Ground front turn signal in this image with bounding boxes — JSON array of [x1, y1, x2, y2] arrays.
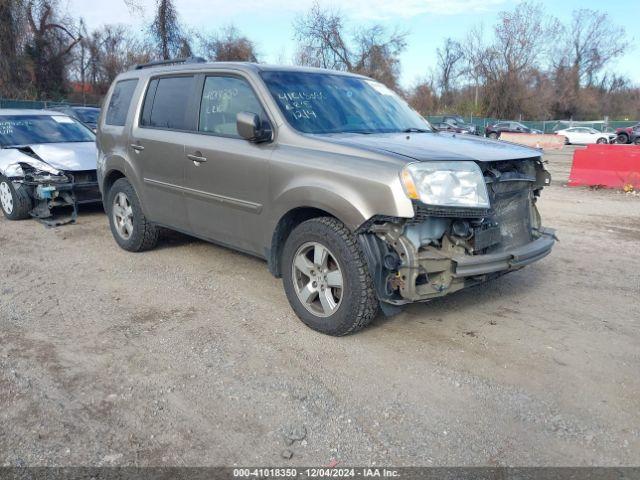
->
[[401, 167, 420, 200]]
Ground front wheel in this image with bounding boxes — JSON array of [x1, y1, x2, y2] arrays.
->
[[634, 137, 640, 146], [596, 137, 608, 144], [282, 217, 378, 336], [0, 174, 32, 220], [107, 178, 158, 252], [488, 132, 499, 139]]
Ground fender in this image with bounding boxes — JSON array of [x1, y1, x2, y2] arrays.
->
[[271, 184, 372, 233], [265, 184, 371, 277], [98, 152, 150, 217], [264, 179, 414, 277]]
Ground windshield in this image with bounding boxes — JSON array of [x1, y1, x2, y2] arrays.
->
[[0, 115, 95, 147], [75, 109, 99, 124], [261, 71, 431, 134]]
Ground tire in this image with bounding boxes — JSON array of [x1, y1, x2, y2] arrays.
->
[[107, 177, 158, 252], [617, 133, 629, 144], [282, 217, 378, 336], [488, 132, 499, 139], [0, 174, 32, 220], [634, 138, 640, 146], [596, 138, 607, 144]]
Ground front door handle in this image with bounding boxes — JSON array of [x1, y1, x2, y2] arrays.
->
[[187, 153, 207, 164], [131, 144, 145, 152]]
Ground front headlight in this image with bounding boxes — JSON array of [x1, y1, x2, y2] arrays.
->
[[400, 161, 490, 208]]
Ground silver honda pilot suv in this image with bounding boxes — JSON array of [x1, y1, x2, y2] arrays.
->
[[97, 59, 556, 336]]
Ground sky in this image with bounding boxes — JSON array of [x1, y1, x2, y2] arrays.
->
[[64, 0, 639, 89]]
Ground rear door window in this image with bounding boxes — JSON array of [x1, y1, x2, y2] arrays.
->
[[198, 76, 266, 137], [105, 79, 138, 126], [141, 76, 196, 131]]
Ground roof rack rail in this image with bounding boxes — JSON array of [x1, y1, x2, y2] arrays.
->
[[133, 57, 207, 70]]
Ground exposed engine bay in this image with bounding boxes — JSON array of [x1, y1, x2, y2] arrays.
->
[[358, 157, 557, 308]]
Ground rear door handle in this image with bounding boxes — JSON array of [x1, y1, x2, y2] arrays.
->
[[187, 153, 207, 163], [131, 144, 145, 152]]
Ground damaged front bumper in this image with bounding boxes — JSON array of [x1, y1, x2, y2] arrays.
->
[[452, 228, 555, 277], [14, 171, 101, 226], [358, 158, 557, 308], [360, 222, 556, 307]]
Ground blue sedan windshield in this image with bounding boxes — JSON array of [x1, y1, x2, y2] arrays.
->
[[261, 71, 431, 135], [0, 115, 95, 147]]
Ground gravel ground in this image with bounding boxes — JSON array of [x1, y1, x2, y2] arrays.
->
[[0, 147, 639, 466]]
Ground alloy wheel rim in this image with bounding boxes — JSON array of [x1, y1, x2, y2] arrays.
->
[[0, 182, 13, 214], [112, 192, 134, 240], [292, 242, 344, 317]]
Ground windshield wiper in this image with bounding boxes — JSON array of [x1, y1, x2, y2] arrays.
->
[[402, 128, 431, 133]]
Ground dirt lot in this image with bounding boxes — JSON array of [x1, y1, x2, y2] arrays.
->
[[1, 147, 639, 466]]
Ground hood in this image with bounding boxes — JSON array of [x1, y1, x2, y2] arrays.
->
[[27, 142, 97, 171], [318, 132, 541, 162]]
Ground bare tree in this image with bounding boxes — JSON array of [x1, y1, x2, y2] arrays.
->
[[293, 2, 351, 71], [566, 9, 626, 87], [198, 25, 258, 62], [74, 18, 91, 103], [0, 0, 29, 97], [293, 1, 407, 89], [69, 23, 152, 100], [24, 0, 82, 99], [462, 1, 559, 118], [436, 38, 464, 107], [352, 25, 406, 90], [549, 10, 626, 118], [151, 0, 187, 60]]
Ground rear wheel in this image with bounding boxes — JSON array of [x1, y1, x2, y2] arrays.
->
[[488, 132, 499, 139], [0, 174, 32, 220], [107, 178, 158, 252], [634, 137, 640, 146], [282, 217, 378, 336]]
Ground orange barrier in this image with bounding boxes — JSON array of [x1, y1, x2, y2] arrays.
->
[[568, 144, 640, 189], [500, 133, 566, 150]]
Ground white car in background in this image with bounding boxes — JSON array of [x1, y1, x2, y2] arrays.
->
[[556, 127, 615, 145]]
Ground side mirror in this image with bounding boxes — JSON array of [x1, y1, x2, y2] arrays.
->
[[237, 112, 272, 143]]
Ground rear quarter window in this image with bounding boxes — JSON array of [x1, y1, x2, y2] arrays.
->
[[105, 79, 138, 126]]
